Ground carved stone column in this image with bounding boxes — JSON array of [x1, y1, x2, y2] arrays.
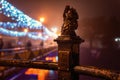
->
[[55, 35, 83, 80], [54, 5, 84, 80]]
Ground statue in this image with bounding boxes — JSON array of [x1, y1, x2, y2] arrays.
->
[[61, 5, 79, 36]]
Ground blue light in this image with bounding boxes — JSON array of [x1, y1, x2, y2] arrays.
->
[[0, 27, 49, 40], [0, 0, 42, 29], [0, 0, 56, 40]]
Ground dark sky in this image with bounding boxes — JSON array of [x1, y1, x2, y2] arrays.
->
[[5, 0, 120, 29]]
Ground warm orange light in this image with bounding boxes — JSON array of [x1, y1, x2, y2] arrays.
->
[[25, 56, 58, 80], [39, 17, 45, 23], [53, 57, 56, 62], [25, 68, 49, 80], [45, 56, 57, 62], [24, 29, 28, 33]]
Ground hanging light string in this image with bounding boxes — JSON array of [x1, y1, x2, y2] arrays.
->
[[0, 0, 57, 40]]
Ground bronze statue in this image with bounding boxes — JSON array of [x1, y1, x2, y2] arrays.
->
[[61, 5, 79, 36]]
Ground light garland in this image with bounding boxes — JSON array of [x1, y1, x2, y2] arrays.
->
[[0, 27, 48, 40], [0, 0, 42, 29], [0, 22, 40, 29], [0, 0, 57, 40]]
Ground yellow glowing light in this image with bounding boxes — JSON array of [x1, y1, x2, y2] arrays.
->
[[45, 56, 57, 62], [25, 56, 57, 80], [25, 68, 49, 80], [39, 17, 45, 23], [24, 28, 28, 33]]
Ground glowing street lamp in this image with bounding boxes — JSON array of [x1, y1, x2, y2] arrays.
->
[[39, 17, 45, 35], [39, 17, 45, 48], [24, 28, 28, 33], [24, 28, 28, 45], [39, 17, 45, 23]]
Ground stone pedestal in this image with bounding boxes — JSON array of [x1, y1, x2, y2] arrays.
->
[[54, 35, 84, 80]]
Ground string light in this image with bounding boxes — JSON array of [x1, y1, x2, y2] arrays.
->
[[0, 0, 57, 40], [0, 27, 48, 40], [0, 0, 42, 29]]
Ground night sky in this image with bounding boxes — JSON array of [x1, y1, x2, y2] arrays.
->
[[5, 0, 120, 29]]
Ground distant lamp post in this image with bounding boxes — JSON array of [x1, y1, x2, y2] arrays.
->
[[39, 17, 45, 48], [24, 28, 28, 33], [24, 28, 28, 45], [39, 17, 45, 23]]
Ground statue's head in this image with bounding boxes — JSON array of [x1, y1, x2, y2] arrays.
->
[[65, 5, 70, 10]]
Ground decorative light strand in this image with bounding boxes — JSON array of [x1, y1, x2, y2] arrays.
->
[[0, 0, 57, 40], [0, 22, 40, 29], [0, 0, 42, 29], [0, 21, 57, 38], [0, 27, 48, 40]]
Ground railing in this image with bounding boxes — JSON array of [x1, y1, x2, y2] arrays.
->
[[0, 59, 119, 80], [0, 37, 119, 80], [0, 46, 57, 79], [0, 46, 56, 59]]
